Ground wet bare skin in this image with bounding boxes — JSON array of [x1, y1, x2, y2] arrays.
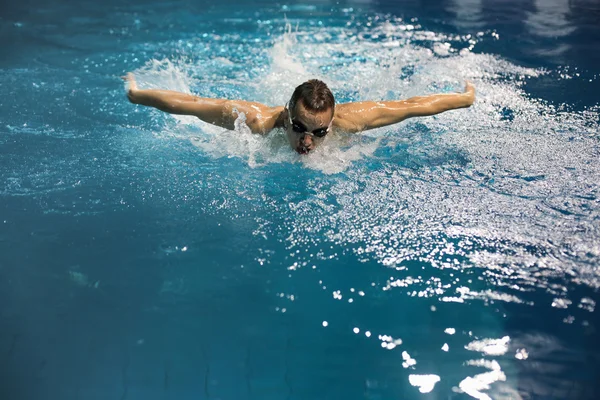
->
[[123, 73, 475, 154]]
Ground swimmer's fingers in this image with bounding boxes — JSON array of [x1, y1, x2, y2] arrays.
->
[[464, 81, 475, 94], [463, 81, 475, 106], [121, 73, 139, 104], [121, 73, 138, 92]]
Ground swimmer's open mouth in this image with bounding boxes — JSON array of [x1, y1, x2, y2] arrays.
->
[[296, 147, 310, 155]]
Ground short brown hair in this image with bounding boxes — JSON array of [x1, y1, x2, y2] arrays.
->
[[289, 79, 335, 115]]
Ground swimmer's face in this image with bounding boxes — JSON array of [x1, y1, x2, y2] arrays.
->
[[285, 100, 334, 155]]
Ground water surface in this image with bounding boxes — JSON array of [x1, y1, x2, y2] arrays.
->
[[1, 0, 599, 399]]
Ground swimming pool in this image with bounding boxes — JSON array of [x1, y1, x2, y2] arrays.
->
[[1, 0, 599, 398]]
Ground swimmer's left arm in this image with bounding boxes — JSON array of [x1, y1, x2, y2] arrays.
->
[[334, 82, 475, 133]]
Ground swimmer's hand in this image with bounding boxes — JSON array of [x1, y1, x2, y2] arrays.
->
[[121, 72, 139, 103], [463, 81, 475, 107]]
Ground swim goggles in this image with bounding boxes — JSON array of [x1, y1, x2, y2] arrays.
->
[[286, 103, 333, 138]]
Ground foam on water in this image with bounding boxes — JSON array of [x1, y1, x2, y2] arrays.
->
[[126, 18, 600, 300], [2, 8, 599, 399]]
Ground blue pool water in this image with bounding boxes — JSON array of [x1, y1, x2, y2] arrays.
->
[[1, 0, 599, 399]]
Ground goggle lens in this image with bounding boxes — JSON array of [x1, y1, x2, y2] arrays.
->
[[291, 120, 329, 138]]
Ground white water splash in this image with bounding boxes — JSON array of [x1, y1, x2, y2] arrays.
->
[[128, 19, 600, 296]]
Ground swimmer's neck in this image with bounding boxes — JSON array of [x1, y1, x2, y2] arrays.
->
[[273, 107, 286, 129]]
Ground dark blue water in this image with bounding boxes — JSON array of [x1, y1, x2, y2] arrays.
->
[[1, 1, 599, 399]]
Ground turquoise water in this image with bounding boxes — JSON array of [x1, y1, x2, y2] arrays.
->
[[1, 0, 599, 399]]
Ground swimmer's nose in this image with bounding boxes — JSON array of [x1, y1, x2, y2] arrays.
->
[[300, 134, 313, 147]]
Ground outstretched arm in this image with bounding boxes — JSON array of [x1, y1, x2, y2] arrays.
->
[[333, 82, 475, 133], [122, 73, 279, 134]]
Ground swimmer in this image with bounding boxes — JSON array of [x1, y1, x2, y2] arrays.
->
[[123, 73, 475, 155]]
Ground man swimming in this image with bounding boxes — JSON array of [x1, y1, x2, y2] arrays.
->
[[123, 73, 475, 154]]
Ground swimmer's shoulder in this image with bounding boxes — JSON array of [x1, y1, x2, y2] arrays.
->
[[243, 104, 285, 134], [261, 105, 286, 133], [333, 106, 363, 134]]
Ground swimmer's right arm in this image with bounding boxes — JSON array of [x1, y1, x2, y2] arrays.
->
[[122, 73, 279, 134]]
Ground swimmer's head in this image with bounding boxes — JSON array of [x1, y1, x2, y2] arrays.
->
[[284, 79, 335, 155]]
